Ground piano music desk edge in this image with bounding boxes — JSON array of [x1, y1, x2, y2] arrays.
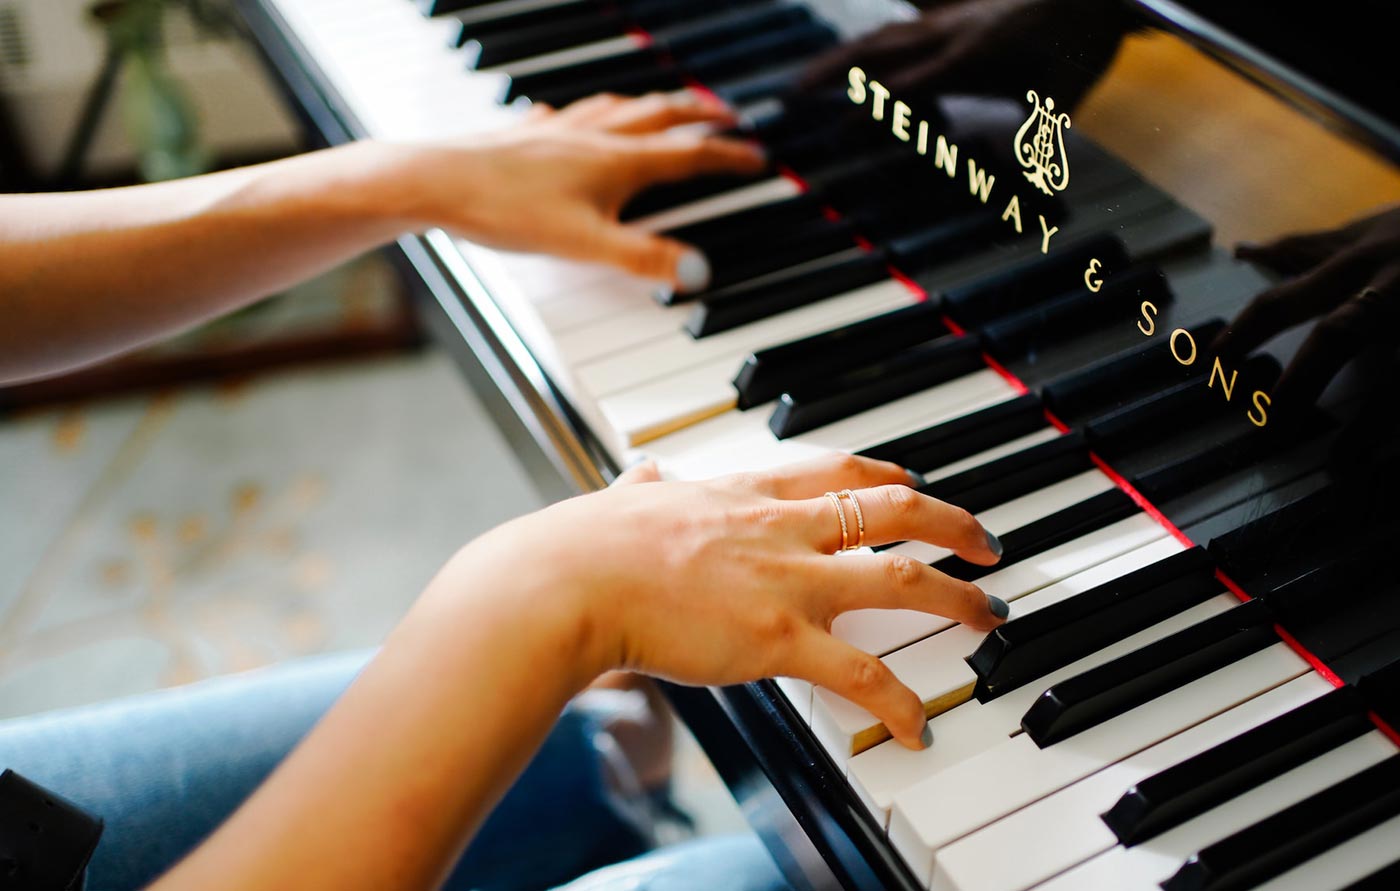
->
[[231, 3, 905, 890]]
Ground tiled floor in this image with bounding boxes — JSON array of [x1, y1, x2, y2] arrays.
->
[[0, 342, 747, 838], [0, 350, 546, 716]]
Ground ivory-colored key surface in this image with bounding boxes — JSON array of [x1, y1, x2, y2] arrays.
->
[[929, 673, 1332, 891], [887, 643, 1311, 884], [1028, 732, 1395, 891]]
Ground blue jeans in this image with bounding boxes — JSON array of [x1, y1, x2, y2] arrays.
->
[[0, 652, 788, 891]]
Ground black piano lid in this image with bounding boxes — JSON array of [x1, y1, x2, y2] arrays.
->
[[1135, 0, 1400, 163]]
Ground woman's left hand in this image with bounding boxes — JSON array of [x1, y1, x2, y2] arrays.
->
[[442, 454, 1006, 750], [375, 91, 767, 290]]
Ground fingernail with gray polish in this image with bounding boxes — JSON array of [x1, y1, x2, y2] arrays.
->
[[985, 528, 1004, 558], [987, 595, 1010, 620], [920, 722, 934, 749], [905, 467, 925, 488], [676, 249, 711, 293]]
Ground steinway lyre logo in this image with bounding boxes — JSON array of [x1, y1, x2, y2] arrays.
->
[[1014, 90, 1072, 195]]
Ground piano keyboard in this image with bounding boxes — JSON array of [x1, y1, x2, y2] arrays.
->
[[244, 0, 1400, 887]]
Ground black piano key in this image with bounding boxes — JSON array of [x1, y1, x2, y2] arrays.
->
[[1334, 626, 1400, 685], [465, 10, 628, 67], [536, 20, 836, 108], [619, 171, 768, 222], [1162, 755, 1400, 891], [1042, 318, 1226, 421], [1284, 579, 1400, 671], [685, 249, 887, 338], [921, 430, 1090, 516], [982, 265, 1173, 360], [525, 64, 685, 107], [940, 233, 1129, 329], [1100, 686, 1373, 847], [464, 0, 771, 63], [690, 216, 860, 298], [1085, 356, 1280, 460], [1021, 598, 1278, 748], [733, 302, 949, 409], [421, 0, 500, 17], [887, 214, 1008, 273], [658, 194, 822, 274], [451, 1, 598, 45], [1130, 420, 1296, 504], [505, 4, 813, 101], [857, 393, 1047, 472], [1358, 657, 1400, 729], [931, 489, 1139, 583], [969, 547, 1218, 701], [710, 59, 809, 106], [1207, 488, 1340, 586], [683, 19, 837, 84], [768, 336, 985, 438]]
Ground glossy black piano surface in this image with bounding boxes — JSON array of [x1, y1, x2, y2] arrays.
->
[[232, 0, 1400, 888]]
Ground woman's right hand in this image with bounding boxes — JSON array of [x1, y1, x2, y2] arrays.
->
[[452, 454, 1006, 750]]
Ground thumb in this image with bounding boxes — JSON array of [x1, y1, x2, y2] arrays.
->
[[593, 224, 712, 292], [612, 458, 663, 486]]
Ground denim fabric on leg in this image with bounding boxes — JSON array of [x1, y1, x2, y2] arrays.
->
[[0, 651, 649, 891]]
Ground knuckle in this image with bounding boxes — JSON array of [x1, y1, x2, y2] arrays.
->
[[884, 554, 925, 590], [847, 654, 890, 696], [884, 485, 921, 519], [827, 452, 866, 480], [753, 606, 801, 646]]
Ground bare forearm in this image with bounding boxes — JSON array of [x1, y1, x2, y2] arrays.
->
[[0, 141, 416, 384], [147, 537, 603, 891]]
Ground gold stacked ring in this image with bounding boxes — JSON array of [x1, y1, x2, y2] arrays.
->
[[825, 489, 867, 551]]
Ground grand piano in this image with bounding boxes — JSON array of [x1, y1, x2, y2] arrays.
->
[[229, 0, 1400, 887]]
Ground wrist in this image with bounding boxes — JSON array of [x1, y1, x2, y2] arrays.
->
[[432, 527, 622, 692], [344, 139, 494, 240]]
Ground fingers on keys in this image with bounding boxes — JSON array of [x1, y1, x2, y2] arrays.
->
[[719, 453, 918, 500], [818, 552, 1006, 632], [790, 631, 930, 750]]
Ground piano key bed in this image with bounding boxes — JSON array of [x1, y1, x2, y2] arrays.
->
[[233, 0, 1400, 888]]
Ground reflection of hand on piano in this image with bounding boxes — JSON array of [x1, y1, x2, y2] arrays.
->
[[1213, 204, 1400, 412], [500, 452, 1005, 751], [403, 91, 766, 290], [799, 0, 1131, 108]]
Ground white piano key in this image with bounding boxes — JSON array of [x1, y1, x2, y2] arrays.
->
[[576, 280, 915, 397], [555, 300, 690, 365], [887, 643, 1311, 884], [480, 32, 643, 77], [775, 676, 814, 723], [597, 359, 742, 444], [834, 509, 1167, 659], [629, 177, 804, 232], [1253, 812, 1400, 891], [818, 537, 1187, 765], [930, 673, 1334, 891], [1029, 732, 1396, 891], [845, 585, 1229, 813]]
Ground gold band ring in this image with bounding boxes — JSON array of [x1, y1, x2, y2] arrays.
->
[[840, 489, 866, 549], [825, 491, 850, 551], [825, 489, 866, 552]]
